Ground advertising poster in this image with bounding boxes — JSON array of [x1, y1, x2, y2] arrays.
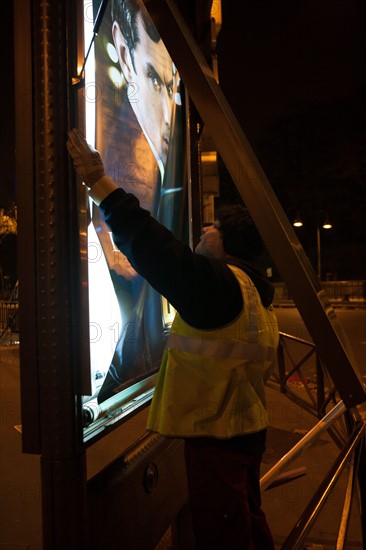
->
[[82, 0, 187, 436]]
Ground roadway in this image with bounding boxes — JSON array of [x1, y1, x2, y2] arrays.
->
[[275, 306, 366, 378]]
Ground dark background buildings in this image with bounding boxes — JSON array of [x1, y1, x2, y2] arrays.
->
[[1, 1, 365, 280]]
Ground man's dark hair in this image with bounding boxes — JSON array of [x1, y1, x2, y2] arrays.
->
[[111, 0, 161, 71], [215, 204, 265, 260]]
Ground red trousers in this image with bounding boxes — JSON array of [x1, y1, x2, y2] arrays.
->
[[184, 439, 275, 550]]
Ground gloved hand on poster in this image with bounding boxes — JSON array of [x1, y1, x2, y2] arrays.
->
[[67, 128, 105, 188]]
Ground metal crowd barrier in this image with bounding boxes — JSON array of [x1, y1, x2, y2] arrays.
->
[[0, 300, 19, 343], [262, 332, 366, 549], [274, 280, 366, 305]]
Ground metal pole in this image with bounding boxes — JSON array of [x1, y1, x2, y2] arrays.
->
[[316, 224, 321, 280], [260, 400, 346, 491], [356, 430, 366, 548], [316, 355, 326, 418], [28, 0, 88, 547], [336, 458, 355, 549], [281, 422, 365, 550], [276, 338, 286, 391]]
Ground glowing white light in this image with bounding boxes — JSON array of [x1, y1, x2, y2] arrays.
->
[[108, 66, 124, 88], [106, 42, 119, 64]]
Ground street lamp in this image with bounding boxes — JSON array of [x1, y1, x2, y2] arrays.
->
[[287, 208, 304, 227], [293, 215, 304, 228], [316, 210, 332, 280]]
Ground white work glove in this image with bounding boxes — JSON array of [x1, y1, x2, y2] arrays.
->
[[67, 128, 105, 188]]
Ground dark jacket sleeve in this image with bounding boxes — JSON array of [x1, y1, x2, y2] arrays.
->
[[100, 188, 243, 329]]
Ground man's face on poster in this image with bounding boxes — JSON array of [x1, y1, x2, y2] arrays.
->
[[113, 12, 175, 166]]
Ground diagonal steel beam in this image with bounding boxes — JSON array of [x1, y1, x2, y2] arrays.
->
[[143, 0, 365, 408]]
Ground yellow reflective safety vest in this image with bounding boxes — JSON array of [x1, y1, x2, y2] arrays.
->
[[147, 264, 279, 438]]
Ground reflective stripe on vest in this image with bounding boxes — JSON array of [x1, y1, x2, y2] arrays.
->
[[166, 332, 271, 361]]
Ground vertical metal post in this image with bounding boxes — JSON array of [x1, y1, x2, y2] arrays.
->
[[34, 0, 87, 543], [277, 339, 287, 392], [356, 429, 366, 547], [316, 355, 325, 417], [15, 0, 88, 547], [316, 224, 321, 280], [14, 0, 41, 453]]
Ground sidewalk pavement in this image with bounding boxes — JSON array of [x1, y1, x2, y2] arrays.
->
[[0, 344, 363, 549], [262, 385, 363, 549]]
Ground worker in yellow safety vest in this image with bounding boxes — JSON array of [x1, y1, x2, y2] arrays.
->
[[67, 128, 279, 549]]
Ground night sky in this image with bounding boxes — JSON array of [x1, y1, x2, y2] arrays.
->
[[216, 0, 366, 279]]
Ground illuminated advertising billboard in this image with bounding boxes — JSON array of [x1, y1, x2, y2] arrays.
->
[[81, 0, 188, 441]]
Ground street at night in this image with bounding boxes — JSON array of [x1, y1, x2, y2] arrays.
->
[[275, 306, 366, 379], [0, 1, 365, 548], [1, 304, 365, 548]]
